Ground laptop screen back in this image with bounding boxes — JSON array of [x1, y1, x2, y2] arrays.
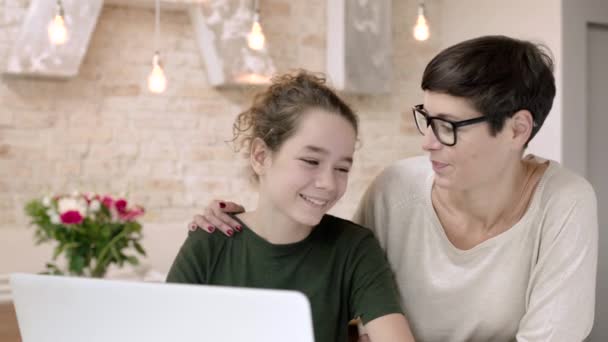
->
[[10, 273, 314, 342]]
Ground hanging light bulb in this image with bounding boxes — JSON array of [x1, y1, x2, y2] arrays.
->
[[48, 0, 68, 45], [247, 1, 265, 51], [148, 52, 167, 93], [413, 3, 430, 41], [148, 0, 167, 94]]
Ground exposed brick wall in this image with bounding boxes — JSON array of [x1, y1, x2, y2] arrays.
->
[[0, 0, 441, 228]]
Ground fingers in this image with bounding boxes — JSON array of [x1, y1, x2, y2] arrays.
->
[[208, 200, 243, 232], [203, 207, 239, 237], [188, 200, 245, 237], [220, 201, 246, 214], [189, 216, 215, 233]]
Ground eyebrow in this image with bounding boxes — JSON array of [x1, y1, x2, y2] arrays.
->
[[303, 145, 353, 163], [423, 109, 459, 120], [435, 113, 460, 120]]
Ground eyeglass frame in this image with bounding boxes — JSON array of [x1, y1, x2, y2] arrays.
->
[[411, 104, 490, 146]]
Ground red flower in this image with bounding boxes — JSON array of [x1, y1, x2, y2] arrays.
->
[[115, 199, 128, 215], [60, 210, 84, 225]]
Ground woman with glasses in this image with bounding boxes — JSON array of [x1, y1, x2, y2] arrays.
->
[[188, 36, 598, 342]]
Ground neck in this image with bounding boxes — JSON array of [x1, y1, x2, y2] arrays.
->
[[433, 158, 531, 232], [239, 196, 314, 244]]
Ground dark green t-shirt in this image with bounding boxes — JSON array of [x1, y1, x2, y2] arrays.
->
[[166, 214, 403, 342]]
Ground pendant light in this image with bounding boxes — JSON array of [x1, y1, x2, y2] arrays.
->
[[413, 1, 430, 41], [48, 0, 69, 45], [247, 0, 266, 51], [148, 0, 167, 93]]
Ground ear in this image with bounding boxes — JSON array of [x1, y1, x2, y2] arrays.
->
[[509, 109, 534, 149], [250, 137, 272, 177]]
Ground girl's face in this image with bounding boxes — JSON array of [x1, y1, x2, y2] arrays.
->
[[256, 108, 357, 228]]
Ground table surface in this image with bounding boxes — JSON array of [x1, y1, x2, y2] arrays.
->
[[0, 301, 21, 342]]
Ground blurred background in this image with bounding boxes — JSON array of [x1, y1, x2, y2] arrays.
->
[[0, 0, 606, 340]]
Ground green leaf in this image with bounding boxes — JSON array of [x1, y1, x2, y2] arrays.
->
[[44, 263, 64, 275], [52, 243, 66, 260], [125, 255, 139, 266], [110, 245, 121, 262], [133, 241, 146, 256]]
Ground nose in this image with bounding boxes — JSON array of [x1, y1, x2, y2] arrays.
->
[[314, 166, 337, 192], [421, 125, 442, 151]]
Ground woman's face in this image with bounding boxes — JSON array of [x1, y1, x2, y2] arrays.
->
[[421, 91, 517, 192], [258, 108, 357, 227]]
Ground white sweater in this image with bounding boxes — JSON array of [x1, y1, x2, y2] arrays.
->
[[353, 156, 598, 342]]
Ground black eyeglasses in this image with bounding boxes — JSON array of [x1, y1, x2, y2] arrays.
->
[[412, 104, 489, 146]]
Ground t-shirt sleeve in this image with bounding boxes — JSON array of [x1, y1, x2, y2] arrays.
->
[[166, 230, 208, 284], [347, 231, 404, 325], [516, 182, 598, 341]]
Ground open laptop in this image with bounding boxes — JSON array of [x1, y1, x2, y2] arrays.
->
[[10, 273, 315, 342]]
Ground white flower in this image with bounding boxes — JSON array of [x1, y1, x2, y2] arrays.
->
[[42, 196, 51, 207], [89, 199, 101, 212], [46, 208, 56, 217], [50, 213, 61, 224], [57, 197, 87, 216]]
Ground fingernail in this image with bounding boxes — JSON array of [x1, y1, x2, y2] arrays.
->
[[208, 226, 215, 233], [235, 225, 242, 232], [227, 229, 234, 236], [219, 202, 226, 209]]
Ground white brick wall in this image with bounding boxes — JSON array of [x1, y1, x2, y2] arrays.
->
[[0, 1, 439, 230]]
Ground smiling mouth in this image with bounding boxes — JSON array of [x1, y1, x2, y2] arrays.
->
[[432, 161, 447, 166], [299, 194, 329, 207]]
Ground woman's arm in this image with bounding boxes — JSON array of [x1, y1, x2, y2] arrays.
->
[[516, 184, 598, 341]]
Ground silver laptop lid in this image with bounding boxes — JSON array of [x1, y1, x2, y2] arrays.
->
[[10, 273, 314, 342]]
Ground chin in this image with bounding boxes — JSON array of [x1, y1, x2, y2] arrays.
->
[[291, 210, 325, 227], [432, 174, 455, 190], [297, 214, 324, 227]]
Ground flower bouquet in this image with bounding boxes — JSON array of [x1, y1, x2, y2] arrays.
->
[[24, 192, 146, 278]]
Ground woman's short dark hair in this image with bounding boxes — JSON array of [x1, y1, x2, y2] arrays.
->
[[421, 35, 556, 145]]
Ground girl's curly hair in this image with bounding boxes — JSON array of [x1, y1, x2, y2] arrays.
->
[[231, 70, 358, 181]]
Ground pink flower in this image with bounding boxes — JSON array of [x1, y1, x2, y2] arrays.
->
[[115, 199, 128, 215], [101, 196, 114, 209], [120, 206, 145, 221], [60, 210, 84, 225]]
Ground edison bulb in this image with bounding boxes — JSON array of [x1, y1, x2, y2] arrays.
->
[[148, 54, 167, 94], [48, 14, 68, 45], [247, 21, 265, 51], [413, 13, 430, 41]]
